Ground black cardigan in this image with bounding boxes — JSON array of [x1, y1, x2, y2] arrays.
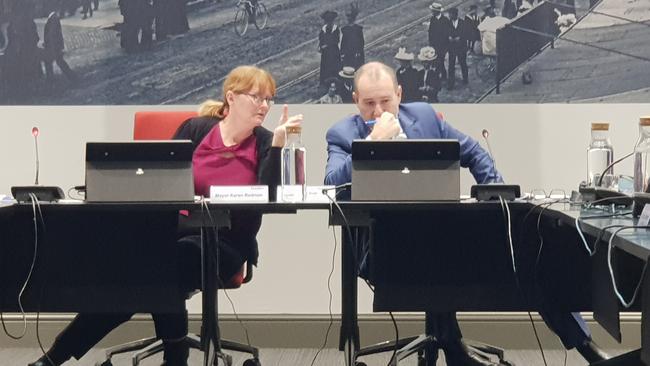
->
[[172, 116, 282, 266]]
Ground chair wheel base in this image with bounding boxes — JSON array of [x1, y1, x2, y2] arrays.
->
[[96, 361, 113, 366], [243, 358, 262, 366]]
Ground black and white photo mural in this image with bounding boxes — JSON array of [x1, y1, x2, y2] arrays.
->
[[0, 0, 648, 105]]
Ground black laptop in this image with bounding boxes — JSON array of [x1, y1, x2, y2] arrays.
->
[[351, 139, 460, 201], [85, 141, 194, 202]]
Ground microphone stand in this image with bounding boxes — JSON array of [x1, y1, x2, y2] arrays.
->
[[10, 127, 64, 203]]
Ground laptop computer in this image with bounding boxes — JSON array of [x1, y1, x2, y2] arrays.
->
[[85, 141, 194, 202], [351, 139, 460, 201]]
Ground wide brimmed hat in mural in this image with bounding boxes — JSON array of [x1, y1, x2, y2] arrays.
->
[[429, 2, 443, 12], [338, 66, 356, 79], [394, 47, 414, 61], [417, 46, 437, 61], [321, 10, 338, 22]]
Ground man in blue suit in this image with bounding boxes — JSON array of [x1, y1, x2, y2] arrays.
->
[[324, 61, 609, 366]]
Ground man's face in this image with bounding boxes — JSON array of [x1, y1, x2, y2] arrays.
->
[[328, 82, 337, 96], [353, 74, 401, 122], [449, 11, 458, 20]]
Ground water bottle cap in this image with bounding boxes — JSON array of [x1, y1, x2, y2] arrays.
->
[[591, 122, 609, 131], [640, 116, 650, 126], [286, 126, 302, 134]]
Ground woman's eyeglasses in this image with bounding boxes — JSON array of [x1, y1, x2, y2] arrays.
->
[[242, 93, 274, 105]]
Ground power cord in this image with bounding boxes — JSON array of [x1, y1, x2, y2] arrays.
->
[[309, 225, 338, 366], [322, 193, 398, 366], [0, 194, 55, 366], [606, 226, 650, 308], [1, 193, 40, 340], [31, 196, 55, 366], [529, 199, 573, 366], [198, 198, 253, 351]]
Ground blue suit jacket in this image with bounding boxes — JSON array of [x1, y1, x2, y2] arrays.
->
[[324, 102, 502, 187]]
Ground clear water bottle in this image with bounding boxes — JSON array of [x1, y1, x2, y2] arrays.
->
[[633, 116, 650, 193], [281, 126, 306, 201], [587, 122, 613, 187]]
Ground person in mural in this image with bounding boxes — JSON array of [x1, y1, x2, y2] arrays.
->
[[340, 2, 364, 70], [5, 1, 41, 93], [318, 78, 343, 104], [119, 0, 154, 53], [502, 0, 518, 19], [81, 0, 93, 19], [417, 46, 440, 102], [394, 47, 420, 103], [427, 2, 450, 82], [318, 10, 341, 86], [119, 0, 138, 52], [465, 4, 481, 54], [446, 7, 469, 89], [167, 0, 189, 35], [42, 11, 77, 82], [338, 66, 355, 103], [153, 0, 188, 40]]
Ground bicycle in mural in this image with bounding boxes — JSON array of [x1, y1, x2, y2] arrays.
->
[[233, 0, 269, 36]]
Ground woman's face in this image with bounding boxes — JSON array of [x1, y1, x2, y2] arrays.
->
[[227, 85, 273, 129]]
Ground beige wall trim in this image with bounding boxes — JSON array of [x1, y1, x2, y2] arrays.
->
[[0, 313, 640, 349]]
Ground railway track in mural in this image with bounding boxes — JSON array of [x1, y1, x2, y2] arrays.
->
[[274, 12, 433, 103], [163, 0, 437, 105], [275, 0, 475, 103], [52, 0, 437, 105]]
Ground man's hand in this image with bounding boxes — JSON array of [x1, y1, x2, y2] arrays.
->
[[368, 112, 400, 140]]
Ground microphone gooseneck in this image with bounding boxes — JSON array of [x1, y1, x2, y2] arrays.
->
[[596, 151, 634, 188], [32, 127, 40, 185], [481, 129, 496, 171]]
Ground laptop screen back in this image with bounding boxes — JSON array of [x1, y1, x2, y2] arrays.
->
[[351, 139, 460, 201], [85, 141, 194, 202]]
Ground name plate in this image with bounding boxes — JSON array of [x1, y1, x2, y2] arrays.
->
[[305, 186, 336, 202], [277, 185, 304, 202], [276, 185, 337, 202], [210, 185, 269, 202]]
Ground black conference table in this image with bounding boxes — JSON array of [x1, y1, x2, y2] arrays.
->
[[1, 199, 648, 366]]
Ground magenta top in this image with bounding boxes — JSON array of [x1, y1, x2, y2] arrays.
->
[[192, 124, 258, 197]]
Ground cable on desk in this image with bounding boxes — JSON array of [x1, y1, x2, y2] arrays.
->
[[66, 186, 85, 201], [606, 225, 650, 308]]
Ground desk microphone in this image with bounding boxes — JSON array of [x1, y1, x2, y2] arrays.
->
[[32, 127, 40, 185], [471, 129, 520, 200], [10, 126, 64, 202], [482, 129, 496, 171]]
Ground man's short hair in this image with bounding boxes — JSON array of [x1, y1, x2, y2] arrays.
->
[[353, 62, 399, 93]]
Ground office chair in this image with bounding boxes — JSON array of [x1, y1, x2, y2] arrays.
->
[[97, 111, 260, 366]]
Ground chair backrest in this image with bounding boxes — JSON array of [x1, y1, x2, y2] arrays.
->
[[133, 111, 198, 140]]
